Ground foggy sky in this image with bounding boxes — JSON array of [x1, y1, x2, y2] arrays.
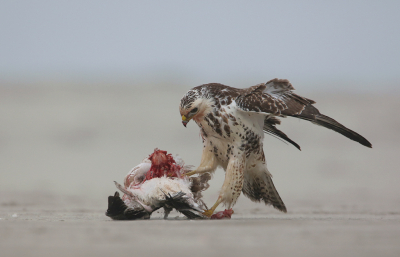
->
[[1, 1, 399, 91]]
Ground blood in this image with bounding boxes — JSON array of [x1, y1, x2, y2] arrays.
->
[[144, 149, 183, 181], [210, 209, 234, 219]]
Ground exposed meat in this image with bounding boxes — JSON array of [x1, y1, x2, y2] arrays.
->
[[211, 209, 234, 219], [144, 149, 183, 181]]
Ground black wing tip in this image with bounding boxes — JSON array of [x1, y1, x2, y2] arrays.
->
[[163, 191, 206, 219], [106, 191, 151, 220], [304, 114, 373, 149], [357, 135, 372, 148], [281, 136, 301, 150], [360, 139, 372, 148], [365, 144, 373, 148], [337, 130, 372, 148], [106, 191, 128, 220], [335, 128, 373, 149], [263, 126, 302, 151]]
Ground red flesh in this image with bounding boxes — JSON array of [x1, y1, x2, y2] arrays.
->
[[144, 149, 183, 181], [210, 209, 234, 219], [122, 149, 184, 201]]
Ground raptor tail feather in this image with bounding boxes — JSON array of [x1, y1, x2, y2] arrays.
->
[[242, 171, 287, 213]]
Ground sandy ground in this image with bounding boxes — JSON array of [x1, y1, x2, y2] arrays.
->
[[1, 84, 400, 256]]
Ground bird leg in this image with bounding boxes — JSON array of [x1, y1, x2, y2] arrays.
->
[[202, 197, 222, 217], [204, 155, 245, 217], [185, 165, 216, 177], [184, 170, 197, 177], [184, 145, 218, 177]]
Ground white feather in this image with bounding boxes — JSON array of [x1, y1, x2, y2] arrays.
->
[[127, 177, 193, 207], [123, 158, 151, 187]]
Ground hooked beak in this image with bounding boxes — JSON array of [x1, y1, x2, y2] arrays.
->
[[182, 115, 190, 127]]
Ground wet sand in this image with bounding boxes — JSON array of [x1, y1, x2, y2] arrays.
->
[[1, 85, 399, 256]]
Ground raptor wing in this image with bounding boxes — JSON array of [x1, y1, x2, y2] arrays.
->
[[236, 78, 372, 148], [263, 117, 301, 150]]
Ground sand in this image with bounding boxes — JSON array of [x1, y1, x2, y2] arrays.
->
[[1, 84, 399, 256]]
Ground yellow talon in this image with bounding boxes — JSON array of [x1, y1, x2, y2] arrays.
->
[[184, 170, 197, 177], [202, 209, 214, 217], [202, 197, 222, 217]]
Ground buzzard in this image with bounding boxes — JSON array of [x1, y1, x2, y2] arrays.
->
[[179, 78, 372, 216]]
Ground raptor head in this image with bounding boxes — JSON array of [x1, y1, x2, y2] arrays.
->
[[179, 89, 213, 127]]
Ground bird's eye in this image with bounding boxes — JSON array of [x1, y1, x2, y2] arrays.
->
[[191, 107, 198, 113]]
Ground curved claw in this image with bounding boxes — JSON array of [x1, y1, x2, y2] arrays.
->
[[202, 209, 214, 217], [202, 197, 222, 218], [184, 170, 197, 177]]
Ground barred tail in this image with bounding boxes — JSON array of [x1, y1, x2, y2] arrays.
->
[[242, 171, 287, 213]]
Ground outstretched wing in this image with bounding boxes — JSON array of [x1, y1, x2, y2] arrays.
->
[[236, 78, 372, 148]]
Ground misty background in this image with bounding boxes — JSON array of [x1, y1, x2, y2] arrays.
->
[[1, 1, 399, 213], [1, 0, 399, 90]]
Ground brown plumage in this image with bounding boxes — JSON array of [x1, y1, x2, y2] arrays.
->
[[179, 78, 372, 216], [235, 79, 372, 148]]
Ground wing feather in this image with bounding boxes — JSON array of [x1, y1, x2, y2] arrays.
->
[[263, 117, 301, 150], [236, 78, 314, 115], [236, 78, 372, 148]]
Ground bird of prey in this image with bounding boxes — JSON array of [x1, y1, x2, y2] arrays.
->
[[179, 78, 372, 216]]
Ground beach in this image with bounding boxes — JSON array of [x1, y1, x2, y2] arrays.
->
[[1, 84, 399, 256]]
